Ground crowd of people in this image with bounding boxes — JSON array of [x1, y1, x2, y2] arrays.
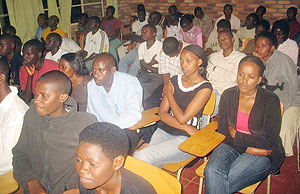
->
[[0, 3, 299, 194]]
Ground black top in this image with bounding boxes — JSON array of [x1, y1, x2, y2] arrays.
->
[[2, 52, 23, 85], [79, 168, 157, 194], [159, 75, 212, 137], [218, 86, 285, 172]]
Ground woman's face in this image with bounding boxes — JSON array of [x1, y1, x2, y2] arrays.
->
[[237, 61, 262, 96], [254, 37, 275, 62], [181, 22, 193, 32], [59, 58, 75, 78], [180, 50, 201, 76]]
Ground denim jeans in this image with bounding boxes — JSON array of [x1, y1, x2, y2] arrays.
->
[[133, 128, 192, 168], [204, 143, 271, 194], [109, 38, 121, 63], [118, 48, 140, 76]]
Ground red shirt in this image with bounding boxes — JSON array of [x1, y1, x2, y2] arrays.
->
[[19, 59, 59, 93], [100, 17, 121, 39]]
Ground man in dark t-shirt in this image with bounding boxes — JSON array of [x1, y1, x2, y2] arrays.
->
[[74, 122, 156, 194]]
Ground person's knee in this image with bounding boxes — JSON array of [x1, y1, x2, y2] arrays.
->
[[133, 149, 154, 164]]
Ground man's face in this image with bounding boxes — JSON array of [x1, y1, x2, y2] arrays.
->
[[76, 142, 115, 190], [48, 17, 57, 27], [223, 6, 232, 19], [22, 46, 40, 66], [33, 80, 64, 117], [0, 39, 13, 57], [218, 31, 234, 51], [246, 16, 256, 29], [148, 14, 160, 26], [92, 56, 115, 86], [273, 28, 286, 45], [38, 16, 47, 27], [87, 19, 99, 31], [141, 26, 155, 41], [45, 36, 56, 51], [137, 11, 146, 22], [106, 8, 114, 17], [194, 9, 203, 19], [254, 36, 275, 62], [169, 7, 177, 16], [287, 9, 296, 21]]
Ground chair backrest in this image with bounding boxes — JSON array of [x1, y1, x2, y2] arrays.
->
[[280, 102, 284, 117], [200, 91, 216, 126], [124, 156, 181, 194], [0, 170, 19, 194]]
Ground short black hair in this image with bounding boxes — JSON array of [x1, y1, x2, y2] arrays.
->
[[287, 6, 297, 14], [239, 55, 265, 77], [163, 37, 179, 55], [89, 16, 101, 25], [23, 39, 44, 54], [142, 24, 157, 33], [79, 122, 129, 161], [47, 33, 62, 46], [194, 7, 203, 14], [137, 4, 145, 12], [256, 6, 266, 15], [256, 19, 270, 31], [256, 31, 278, 48], [217, 19, 231, 30], [0, 58, 9, 82], [180, 14, 194, 26], [38, 13, 48, 20], [272, 19, 290, 41], [38, 70, 72, 95], [80, 13, 88, 20], [169, 5, 178, 11], [247, 13, 259, 23], [224, 4, 233, 11], [49, 15, 59, 24], [3, 25, 16, 35], [149, 11, 162, 22], [0, 34, 16, 46], [60, 53, 89, 76], [107, 5, 115, 15]]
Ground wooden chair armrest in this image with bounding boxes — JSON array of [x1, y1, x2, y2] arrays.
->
[[129, 107, 160, 130]]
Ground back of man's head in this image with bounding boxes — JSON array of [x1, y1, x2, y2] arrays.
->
[[3, 25, 16, 35], [217, 19, 231, 30], [47, 33, 63, 46], [79, 122, 129, 161], [163, 37, 179, 56]]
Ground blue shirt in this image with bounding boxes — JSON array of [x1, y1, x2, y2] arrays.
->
[[36, 27, 45, 42], [2, 52, 23, 85], [87, 71, 143, 128]]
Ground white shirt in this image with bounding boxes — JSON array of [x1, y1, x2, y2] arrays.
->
[[207, 50, 246, 94], [84, 29, 109, 58], [156, 25, 164, 41], [138, 40, 163, 69], [166, 23, 181, 39], [236, 27, 255, 39], [0, 86, 28, 175], [214, 15, 241, 30], [132, 20, 148, 35], [45, 47, 68, 63], [61, 38, 81, 52], [277, 38, 299, 65]]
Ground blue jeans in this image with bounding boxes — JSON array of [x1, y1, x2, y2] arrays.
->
[[133, 128, 192, 168], [109, 38, 121, 62], [118, 48, 140, 76], [204, 143, 271, 194]]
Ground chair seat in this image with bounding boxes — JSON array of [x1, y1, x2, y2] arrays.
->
[[0, 170, 19, 194], [196, 160, 261, 194]]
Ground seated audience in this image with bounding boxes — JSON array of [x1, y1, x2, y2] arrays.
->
[[138, 24, 163, 100], [87, 52, 143, 129], [12, 71, 97, 193], [204, 56, 285, 194], [272, 19, 298, 65], [19, 39, 59, 103], [134, 45, 212, 167], [41, 15, 66, 42], [179, 14, 203, 48], [78, 16, 109, 72], [214, 4, 240, 32], [193, 7, 213, 42], [0, 34, 23, 86], [87, 53, 143, 153], [242, 19, 270, 55], [59, 53, 91, 112], [237, 13, 258, 40], [2, 26, 22, 55], [101, 6, 122, 62], [0, 59, 28, 177], [74, 122, 157, 194], [36, 13, 48, 42], [118, 11, 162, 76], [77, 13, 89, 32], [207, 30, 245, 112], [206, 19, 239, 54], [45, 33, 68, 63], [285, 7, 300, 39], [131, 9, 148, 38], [254, 31, 300, 157]]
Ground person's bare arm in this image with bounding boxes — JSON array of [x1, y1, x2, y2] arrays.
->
[[21, 65, 35, 104], [246, 147, 272, 156], [162, 73, 171, 85], [27, 178, 47, 194]]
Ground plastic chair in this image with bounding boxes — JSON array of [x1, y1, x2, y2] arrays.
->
[[162, 92, 216, 181], [0, 170, 19, 194], [124, 156, 181, 194]]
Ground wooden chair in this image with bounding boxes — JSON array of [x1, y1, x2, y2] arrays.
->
[[162, 92, 216, 181], [129, 107, 160, 131], [0, 170, 19, 194], [124, 156, 181, 194]]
